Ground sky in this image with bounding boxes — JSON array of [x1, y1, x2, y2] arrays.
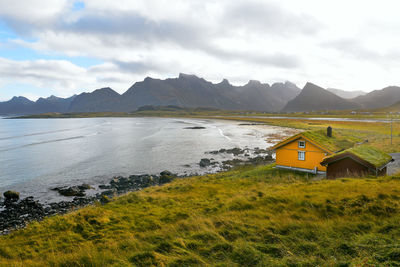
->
[[0, 0, 400, 101]]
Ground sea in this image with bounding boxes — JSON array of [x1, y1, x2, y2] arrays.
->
[[0, 117, 290, 203]]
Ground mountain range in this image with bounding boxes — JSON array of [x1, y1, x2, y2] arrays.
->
[[1, 73, 400, 115], [0, 74, 301, 115], [0, 95, 76, 115]]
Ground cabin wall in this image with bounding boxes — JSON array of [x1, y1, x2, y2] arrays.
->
[[378, 167, 387, 176], [326, 158, 368, 179], [325, 157, 388, 179], [275, 138, 328, 172]]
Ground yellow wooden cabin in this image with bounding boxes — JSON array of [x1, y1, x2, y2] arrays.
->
[[271, 127, 359, 175]]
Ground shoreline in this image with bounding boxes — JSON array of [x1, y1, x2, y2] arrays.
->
[[0, 146, 275, 235], [0, 116, 299, 235], [0, 171, 178, 235], [0, 117, 296, 200]]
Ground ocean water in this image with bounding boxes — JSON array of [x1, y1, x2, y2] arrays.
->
[[0, 117, 287, 203]]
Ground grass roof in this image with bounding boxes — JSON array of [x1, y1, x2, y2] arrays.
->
[[300, 129, 362, 152], [326, 144, 392, 168]]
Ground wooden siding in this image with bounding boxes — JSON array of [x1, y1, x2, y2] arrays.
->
[[326, 157, 387, 179], [275, 138, 329, 172]]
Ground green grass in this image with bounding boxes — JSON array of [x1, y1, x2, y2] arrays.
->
[[285, 129, 362, 152], [1, 164, 400, 266]]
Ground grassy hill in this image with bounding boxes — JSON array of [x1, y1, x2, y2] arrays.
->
[[1, 164, 400, 266]]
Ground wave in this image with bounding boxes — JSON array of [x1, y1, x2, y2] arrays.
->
[[218, 129, 232, 140], [0, 136, 85, 152], [0, 120, 109, 141]]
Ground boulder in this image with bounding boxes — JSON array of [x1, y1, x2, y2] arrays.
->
[[3, 191, 20, 201], [101, 189, 117, 197], [78, 184, 92, 190], [99, 184, 111, 189], [58, 186, 85, 197], [225, 147, 244, 155], [160, 170, 172, 176], [160, 171, 175, 184], [199, 158, 211, 167]]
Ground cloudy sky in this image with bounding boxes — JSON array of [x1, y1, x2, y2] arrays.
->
[[0, 0, 400, 100]]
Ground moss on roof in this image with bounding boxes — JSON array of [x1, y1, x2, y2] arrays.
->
[[274, 129, 363, 152], [325, 144, 392, 168], [289, 129, 361, 152]]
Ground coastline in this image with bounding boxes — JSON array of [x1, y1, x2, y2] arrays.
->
[[0, 149, 276, 235], [0, 116, 291, 234]]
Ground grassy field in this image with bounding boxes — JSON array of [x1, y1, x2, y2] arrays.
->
[[1, 164, 400, 266]]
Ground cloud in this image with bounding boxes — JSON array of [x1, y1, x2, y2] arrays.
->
[[0, 57, 89, 98], [0, 0, 312, 69], [0, 57, 147, 97], [222, 1, 321, 37], [0, 0, 69, 35], [322, 38, 400, 67], [1, 0, 400, 96]]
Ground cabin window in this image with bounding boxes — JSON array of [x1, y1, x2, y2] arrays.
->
[[298, 151, 305, 161], [298, 141, 306, 148]]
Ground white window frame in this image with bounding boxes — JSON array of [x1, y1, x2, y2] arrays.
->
[[298, 151, 305, 161], [298, 140, 306, 148]]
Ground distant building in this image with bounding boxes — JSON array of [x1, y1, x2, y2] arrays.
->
[[272, 127, 393, 178]]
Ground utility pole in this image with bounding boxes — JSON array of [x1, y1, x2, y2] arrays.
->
[[391, 113, 393, 145]]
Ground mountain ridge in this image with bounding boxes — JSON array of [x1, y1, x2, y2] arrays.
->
[[352, 86, 400, 109], [282, 82, 361, 112], [0, 74, 301, 115], [2, 74, 400, 115]]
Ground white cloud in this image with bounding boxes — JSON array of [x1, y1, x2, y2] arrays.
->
[[0, 57, 146, 97], [0, 0, 400, 96]]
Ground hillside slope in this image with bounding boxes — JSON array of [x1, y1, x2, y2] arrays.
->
[[353, 86, 400, 109], [68, 87, 121, 112], [1, 164, 399, 266], [374, 99, 400, 113], [283, 82, 360, 112]]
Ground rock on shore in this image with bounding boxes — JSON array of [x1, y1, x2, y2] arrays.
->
[[0, 171, 177, 234]]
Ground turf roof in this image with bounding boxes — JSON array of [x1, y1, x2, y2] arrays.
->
[[274, 129, 362, 152], [324, 144, 392, 168]]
